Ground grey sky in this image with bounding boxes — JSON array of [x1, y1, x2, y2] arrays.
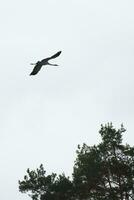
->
[[1, 0, 134, 199]]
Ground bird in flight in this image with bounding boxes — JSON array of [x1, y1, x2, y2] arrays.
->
[[30, 51, 62, 75]]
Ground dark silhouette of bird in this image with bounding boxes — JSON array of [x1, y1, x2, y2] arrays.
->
[[30, 51, 62, 75]]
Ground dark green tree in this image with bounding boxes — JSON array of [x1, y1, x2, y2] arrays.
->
[[73, 123, 134, 200], [19, 123, 134, 200]]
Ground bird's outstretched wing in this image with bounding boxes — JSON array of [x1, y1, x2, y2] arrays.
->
[[41, 51, 62, 62], [30, 62, 42, 75], [48, 51, 62, 60]]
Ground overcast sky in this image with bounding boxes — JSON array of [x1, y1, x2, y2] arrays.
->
[[1, 0, 134, 200]]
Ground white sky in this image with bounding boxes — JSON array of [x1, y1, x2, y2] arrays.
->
[[1, 0, 134, 199]]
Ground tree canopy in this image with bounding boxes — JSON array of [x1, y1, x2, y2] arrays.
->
[[19, 123, 134, 200]]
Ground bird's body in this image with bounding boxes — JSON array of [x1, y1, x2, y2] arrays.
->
[[30, 51, 62, 75]]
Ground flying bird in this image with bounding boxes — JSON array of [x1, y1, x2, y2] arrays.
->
[[30, 51, 62, 75]]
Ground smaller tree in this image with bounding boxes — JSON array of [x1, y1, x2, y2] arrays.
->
[[19, 164, 74, 200]]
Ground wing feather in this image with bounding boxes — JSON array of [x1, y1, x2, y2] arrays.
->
[[40, 51, 62, 62], [30, 63, 42, 75], [48, 51, 62, 60]]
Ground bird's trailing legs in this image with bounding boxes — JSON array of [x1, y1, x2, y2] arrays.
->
[[47, 63, 58, 66]]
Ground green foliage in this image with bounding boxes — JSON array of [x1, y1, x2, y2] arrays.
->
[[73, 123, 134, 200], [19, 164, 73, 200], [19, 123, 134, 200]]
